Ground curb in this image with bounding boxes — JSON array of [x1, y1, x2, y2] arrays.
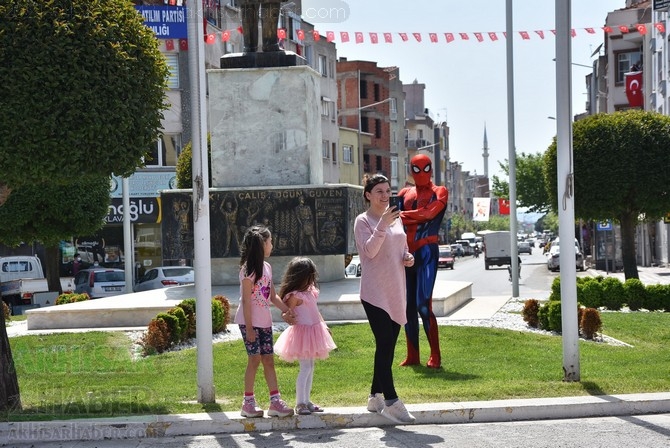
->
[[2, 393, 669, 444]]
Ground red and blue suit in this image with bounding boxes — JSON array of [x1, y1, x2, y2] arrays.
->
[[398, 154, 447, 369]]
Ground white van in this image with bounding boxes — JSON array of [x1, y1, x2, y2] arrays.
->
[[0, 256, 45, 284]]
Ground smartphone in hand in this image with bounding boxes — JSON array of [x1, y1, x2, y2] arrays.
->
[[389, 195, 403, 210]]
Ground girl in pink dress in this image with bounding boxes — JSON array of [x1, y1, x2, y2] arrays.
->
[[274, 257, 337, 415]]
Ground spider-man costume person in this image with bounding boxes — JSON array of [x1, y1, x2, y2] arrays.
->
[[397, 154, 447, 368]]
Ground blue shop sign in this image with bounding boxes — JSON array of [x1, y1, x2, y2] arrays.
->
[[136, 6, 187, 39]]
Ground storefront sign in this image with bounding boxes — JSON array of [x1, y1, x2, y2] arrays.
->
[[135, 6, 188, 39], [105, 197, 161, 224], [110, 171, 177, 198]]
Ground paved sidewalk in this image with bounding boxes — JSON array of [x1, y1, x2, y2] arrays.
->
[[2, 393, 669, 444]]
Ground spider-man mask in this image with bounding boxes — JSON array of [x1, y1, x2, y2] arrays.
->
[[411, 154, 432, 187]]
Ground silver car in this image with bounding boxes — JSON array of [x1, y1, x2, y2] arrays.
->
[[73, 268, 126, 299], [546, 244, 585, 272], [134, 266, 195, 292]]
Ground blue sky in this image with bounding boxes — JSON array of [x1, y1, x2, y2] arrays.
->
[[305, 0, 619, 179]]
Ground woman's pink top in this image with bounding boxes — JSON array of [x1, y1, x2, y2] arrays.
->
[[354, 211, 410, 325], [233, 262, 274, 328]]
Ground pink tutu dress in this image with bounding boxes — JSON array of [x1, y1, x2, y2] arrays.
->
[[274, 286, 337, 362]]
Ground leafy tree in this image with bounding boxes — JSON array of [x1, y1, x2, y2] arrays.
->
[[0, 0, 168, 191], [176, 135, 212, 189], [0, 177, 111, 293], [491, 153, 552, 213], [543, 111, 670, 279], [0, 0, 168, 413]]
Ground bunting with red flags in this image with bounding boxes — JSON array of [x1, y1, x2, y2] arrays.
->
[[192, 23, 669, 47]]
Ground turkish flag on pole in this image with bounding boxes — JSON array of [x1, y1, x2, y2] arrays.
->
[[498, 199, 510, 215], [625, 71, 643, 108]]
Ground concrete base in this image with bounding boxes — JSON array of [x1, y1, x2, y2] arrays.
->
[[24, 280, 472, 331]]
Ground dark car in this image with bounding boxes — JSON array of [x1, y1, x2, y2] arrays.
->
[[518, 241, 532, 255], [438, 246, 455, 269]]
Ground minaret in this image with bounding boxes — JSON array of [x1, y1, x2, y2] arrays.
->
[[482, 124, 489, 177]]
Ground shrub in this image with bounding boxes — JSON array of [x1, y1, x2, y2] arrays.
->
[[211, 299, 224, 334], [663, 285, 670, 313], [55, 293, 90, 305], [644, 284, 666, 311], [522, 299, 540, 328], [177, 299, 196, 338], [549, 277, 561, 301], [212, 295, 231, 332], [623, 278, 646, 311], [168, 307, 188, 343], [156, 312, 180, 344], [601, 277, 625, 311], [547, 301, 562, 332], [2, 301, 10, 321], [141, 318, 171, 355], [580, 280, 603, 309], [537, 302, 550, 331], [580, 307, 602, 339]]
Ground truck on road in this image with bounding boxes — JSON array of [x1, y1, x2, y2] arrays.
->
[[483, 231, 512, 270], [1, 256, 74, 310]]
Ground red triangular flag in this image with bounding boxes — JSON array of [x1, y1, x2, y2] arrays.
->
[[535, 30, 545, 39], [221, 30, 230, 42], [603, 26, 613, 33], [503, 31, 507, 38], [179, 39, 188, 51], [585, 27, 595, 34], [488, 32, 498, 41], [445, 33, 454, 43], [459, 32, 469, 40], [237, 26, 244, 34], [326, 31, 335, 42], [412, 32, 422, 42], [277, 28, 287, 39], [370, 32, 379, 44], [205, 33, 215, 44], [619, 25, 629, 33], [355, 32, 364, 43], [498, 199, 510, 215], [384, 32, 393, 43], [399, 33, 409, 42], [165, 39, 174, 51], [312, 30, 321, 41], [550, 29, 557, 35], [519, 31, 530, 40], [429, 33, 438, 43], [571, 29, 576, 37], [656, 22, 666, 33], [297, 29, 304, 40], [636, 24, 647, 35], [340, 31, 350, 42], [474, 32, 483, 42]]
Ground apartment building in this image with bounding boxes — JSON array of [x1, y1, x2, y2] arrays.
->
[[336, 59, 406, 191]]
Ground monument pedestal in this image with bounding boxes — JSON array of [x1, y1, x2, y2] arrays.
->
[[208, 64, 323, 187]]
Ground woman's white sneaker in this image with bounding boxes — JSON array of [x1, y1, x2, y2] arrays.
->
[[380, 399, 415, 424], [367, 393, 385, 413]]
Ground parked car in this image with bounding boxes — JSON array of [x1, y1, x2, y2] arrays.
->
[[438, 246, 455, 269], [546, 244, 585, 272], [518, 241, 532, 255], [73, 268, 125, 299], [345, 255, 361, 277], [134, 266, 195, 292]]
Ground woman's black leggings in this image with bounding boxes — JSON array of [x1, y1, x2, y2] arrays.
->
[[362, 300, 401, 401]]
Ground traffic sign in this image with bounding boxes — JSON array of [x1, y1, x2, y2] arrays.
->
[[596, 220, 612, 231]]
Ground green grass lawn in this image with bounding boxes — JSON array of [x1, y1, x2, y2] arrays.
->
[[6, 312, 670, 421]]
